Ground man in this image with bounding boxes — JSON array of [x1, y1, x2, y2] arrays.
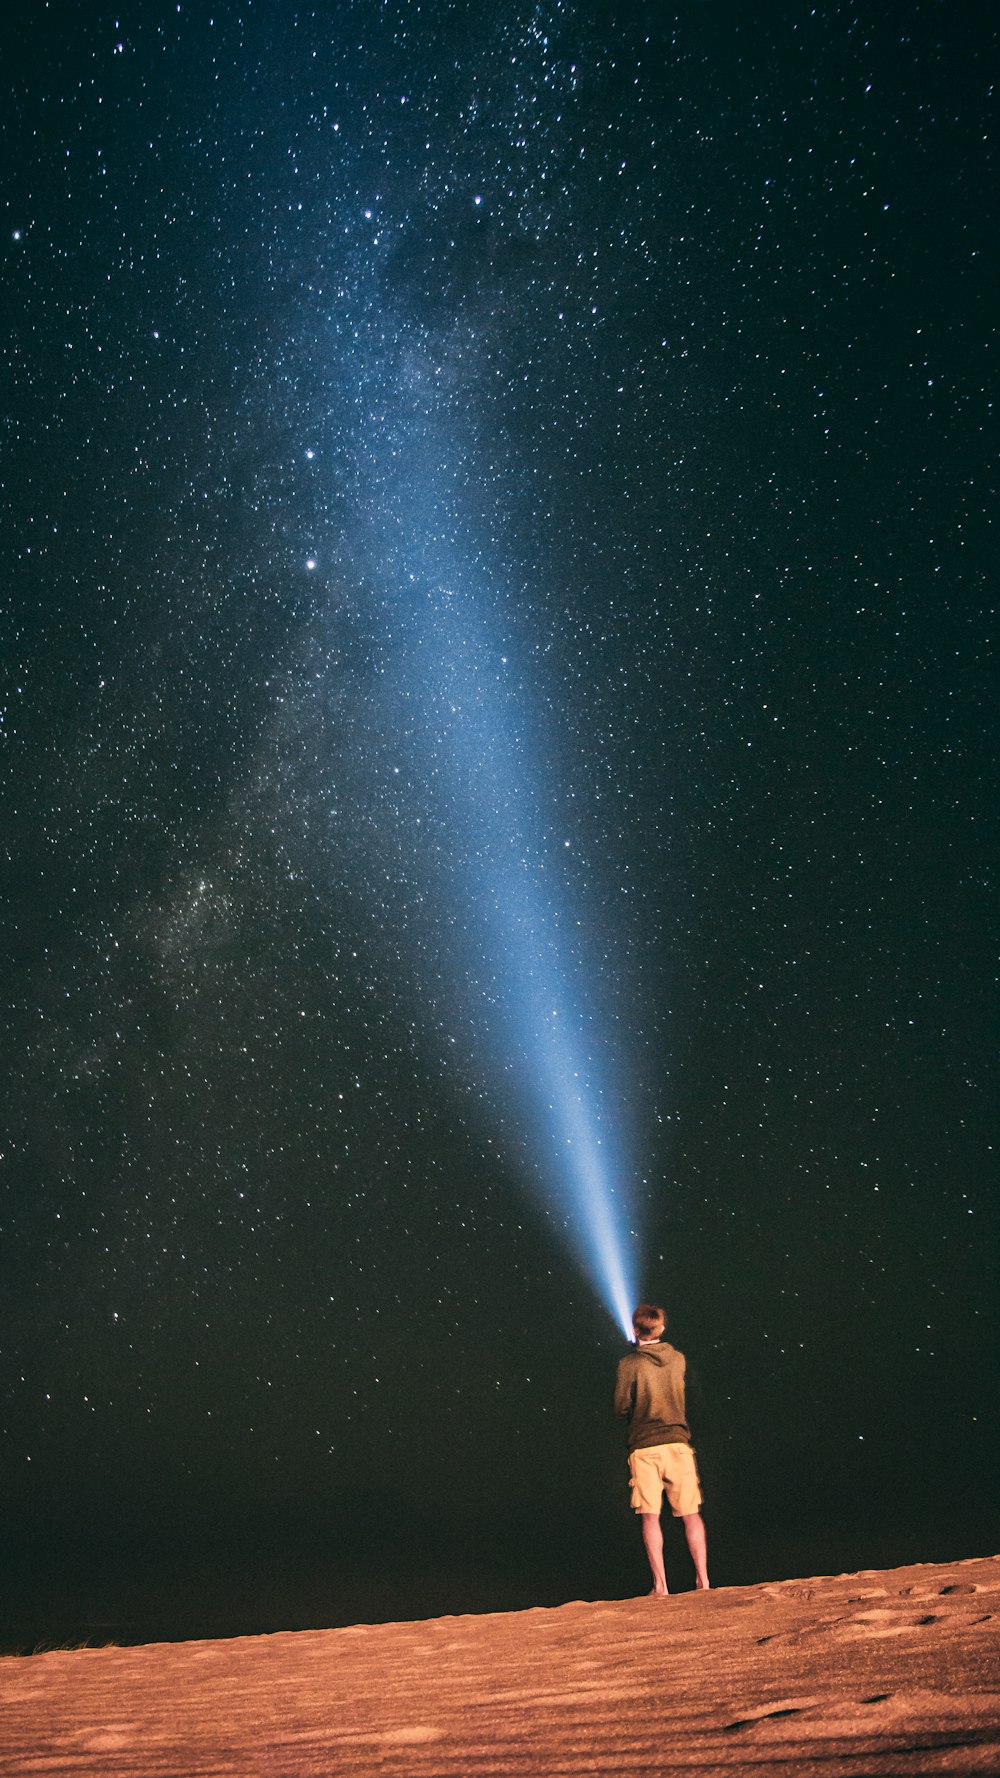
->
[[614, 1302, 710, 1594]]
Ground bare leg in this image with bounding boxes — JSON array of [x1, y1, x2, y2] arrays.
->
[[640, 1513, 669, 1595], [682, 1512, 710, 1589]]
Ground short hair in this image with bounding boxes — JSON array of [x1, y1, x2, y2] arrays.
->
[[632, 1303, 666, 1338]]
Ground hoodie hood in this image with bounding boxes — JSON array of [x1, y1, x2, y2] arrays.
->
[[633, 1339, 676, 1367]]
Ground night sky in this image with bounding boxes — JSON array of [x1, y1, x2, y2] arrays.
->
[[3, 0, 996, 1644]]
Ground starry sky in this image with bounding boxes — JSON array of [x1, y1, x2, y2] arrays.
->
[[2, 0, 996, 1642]]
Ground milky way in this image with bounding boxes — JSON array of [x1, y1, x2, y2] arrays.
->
[[2, 1, 995, 1633]]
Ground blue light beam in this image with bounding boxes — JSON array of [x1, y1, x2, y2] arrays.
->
[[351, 524, 640, 1340], [309, 311, 641, 1339]]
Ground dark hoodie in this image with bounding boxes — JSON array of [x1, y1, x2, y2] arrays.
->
[[614, 1339, 692, 1451]]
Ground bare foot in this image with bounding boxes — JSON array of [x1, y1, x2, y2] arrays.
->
[[695, 1580, 711, 1590], [647, 1587, 670, 1597]]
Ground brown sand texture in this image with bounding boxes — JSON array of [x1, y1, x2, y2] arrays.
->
[[1, 1556, 997, 1776]]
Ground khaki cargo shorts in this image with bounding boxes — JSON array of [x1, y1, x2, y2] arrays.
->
[[628, 1442, 702, 1516]]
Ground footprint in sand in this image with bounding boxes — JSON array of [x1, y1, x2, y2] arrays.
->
[[836, 1607, 951, 1639], [723, 1697, 821, 1732]]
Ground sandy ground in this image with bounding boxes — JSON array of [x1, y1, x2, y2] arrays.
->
[[0, 1556, 997, 1776]]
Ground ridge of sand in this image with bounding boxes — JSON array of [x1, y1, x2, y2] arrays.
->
[[0, 1556, 997, 1775]]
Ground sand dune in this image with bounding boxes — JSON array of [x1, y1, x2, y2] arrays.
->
[[1, 1556, 997, 1775]]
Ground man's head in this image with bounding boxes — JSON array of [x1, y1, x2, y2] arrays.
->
[[632, 1303, 666, 1342]]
